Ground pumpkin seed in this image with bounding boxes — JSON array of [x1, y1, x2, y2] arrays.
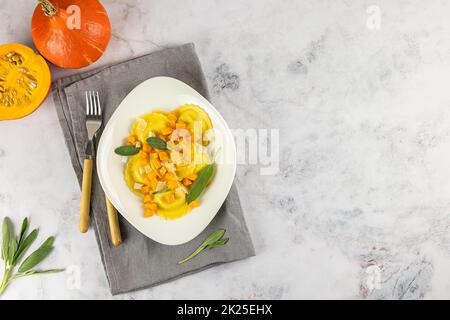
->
[[3, 52, 24, 66]]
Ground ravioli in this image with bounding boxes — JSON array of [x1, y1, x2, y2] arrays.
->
[[124, 154, 149, 196], [130, 112, 171, 143], [175, 104, 213, 136], [153, 189, 189, 220], [120, 104, 214, 219]]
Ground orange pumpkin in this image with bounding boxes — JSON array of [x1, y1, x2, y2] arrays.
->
[[0, 43, 51, 120], [31, 0, 111, 69]]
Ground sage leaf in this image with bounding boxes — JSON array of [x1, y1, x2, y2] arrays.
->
[[202, 229, 226, 247], [41, 236, 54, 248], [114, 145, 140, 156], [178, 229, 226, 264], [0, 217, 63, 296], [12, 229, 38, 266], [8, 238, 17, 264], [19, 269, 65, 277], [16, 217, 28, 246], [2, 217, 12, 261], [146, 137, 168, 150], [187, 164, 214, 204], [18, 247, 53, 273], [206, 237, 229, 250], [18, 236, 54, 273]]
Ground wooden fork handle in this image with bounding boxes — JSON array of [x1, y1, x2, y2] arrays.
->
[[79, 159, 93, 233], [105, 197, 122, 246]]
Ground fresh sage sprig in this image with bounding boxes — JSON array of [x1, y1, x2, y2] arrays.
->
[[114, 145, 140, 156], [187, 164, 214, 204], [146, 137, 168, 150], [0, 217, 64, 296], [178, 229, 229, 264]]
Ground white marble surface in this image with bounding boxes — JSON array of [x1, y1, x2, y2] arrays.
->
[[2, 0, 450, 299]]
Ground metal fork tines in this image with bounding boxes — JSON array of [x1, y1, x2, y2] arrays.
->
[[85, 91, 102, 159]]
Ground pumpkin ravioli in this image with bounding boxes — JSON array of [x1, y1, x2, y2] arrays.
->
[[118, 104, 214, 219]]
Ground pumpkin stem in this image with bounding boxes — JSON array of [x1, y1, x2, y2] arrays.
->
[[38, 0, 58, 17]]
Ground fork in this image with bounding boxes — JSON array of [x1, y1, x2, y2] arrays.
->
[[79, 92, 122, 246], [79, 91, 102, 233]]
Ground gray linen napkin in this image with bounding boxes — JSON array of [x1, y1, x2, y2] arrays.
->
[[52, 43, 255, 295]]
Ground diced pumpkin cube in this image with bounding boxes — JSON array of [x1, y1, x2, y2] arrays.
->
[[143, 194, 153, 203], [138, 151, 148, 165], [144, 209, 154, 217], [188, 200, 200, 209], [154, 168, 162, 179], [139, 151, 148, 158], [162, 127, 173, 135], [149, 177, 158, 190], [175, 121, 186, 129], [167, 180, 178, 190], [164, 172, 176, 181], [164, 192, 175, 203], [127, 136, 136, 145], [168, 113, 177, 123], [144, 202, 158, 210], [186, 173, 198, 181], [159, 167, 167, 176], [147, 171, 157, 180], [144, 203, 158, 217], [142, 143, 152, 152], [182, 178, 192, 186], [158, 152, 169, 161]]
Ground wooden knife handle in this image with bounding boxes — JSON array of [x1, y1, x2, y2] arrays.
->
[[79, 159, 93, 233], [105, 197, 122, 246]]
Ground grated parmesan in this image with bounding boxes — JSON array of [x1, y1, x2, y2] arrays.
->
[[155, 181, 167, 192], [177, 185, 188, 194], [135, 117, 147, 131]]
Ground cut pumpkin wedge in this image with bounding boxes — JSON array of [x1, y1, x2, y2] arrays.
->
[[0, 43, 51, 120]]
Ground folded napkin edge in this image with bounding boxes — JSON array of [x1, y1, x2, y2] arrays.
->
[[110, 253, 256, 296]]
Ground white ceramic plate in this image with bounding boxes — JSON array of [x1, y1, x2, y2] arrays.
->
[[97, 77, 236, 245]]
